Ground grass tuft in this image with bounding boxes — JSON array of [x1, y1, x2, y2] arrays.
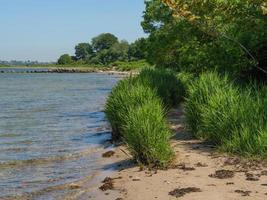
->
[[124, 99, 174, 167], [105, 68, 176, 167], [185, 72, 267, 156], [138, 68, 185, 107]]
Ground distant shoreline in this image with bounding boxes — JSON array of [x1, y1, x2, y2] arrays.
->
[[0, 66, 136, 75]]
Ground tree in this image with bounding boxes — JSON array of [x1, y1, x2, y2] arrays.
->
[[57, 54, 73, 65], [75, 43, 93, 60], [88, 41, 129, 65], [91, 33, 119, 52], [128, 38, 148, 60], [111, 40, 130, 61], [141, 0, 267, 76], [161, 0, 267, 76]]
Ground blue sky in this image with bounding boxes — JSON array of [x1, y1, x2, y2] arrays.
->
[[0, 0, 146, 62]]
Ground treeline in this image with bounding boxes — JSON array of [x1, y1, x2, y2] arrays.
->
[[58, 33, 147, 66], [142, 0, 267, 81]]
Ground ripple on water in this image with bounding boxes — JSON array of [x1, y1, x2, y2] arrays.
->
[[0, 72, 118, 198]]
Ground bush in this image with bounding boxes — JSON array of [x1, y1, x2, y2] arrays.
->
[[105, 78, 160, 140], [176, 72, 195, 98], [138, 68, 185, 107], [124, 98, 174, 167], [185, 72, 267, 156], [105, 69, 177, 167], [201, 85, 267, 156], [184, 72, 230, 137], [111, 60, 152, 71], [57, 54, 73, 65]]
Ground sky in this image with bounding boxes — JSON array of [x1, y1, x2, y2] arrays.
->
[[0, 0, 146, 62]]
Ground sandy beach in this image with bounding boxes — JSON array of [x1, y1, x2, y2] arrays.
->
[[85, 107, 267, 200]]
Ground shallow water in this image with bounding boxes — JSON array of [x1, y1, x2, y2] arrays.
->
[[0, 72, 118, 198]]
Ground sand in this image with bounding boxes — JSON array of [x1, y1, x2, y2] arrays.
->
[[72, 107, 267, 200]]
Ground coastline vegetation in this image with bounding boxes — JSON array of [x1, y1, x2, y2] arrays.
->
[[105, 68, 184, 167], [3, 0, 266, 166], [1, 33, 150, 72], [56, 33, 149, 71], [185, 72, 267, 156], [105, 0, 267, 167]]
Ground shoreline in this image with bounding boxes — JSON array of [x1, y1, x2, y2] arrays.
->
[[91, 107, 267, 200], [0, 67, 136, 75]]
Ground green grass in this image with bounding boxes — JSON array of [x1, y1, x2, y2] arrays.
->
[[202, 86, 267, 156], [124, 96, 174, 167], [185, 72, 267, 156], [176, 72, 196, 98], [184, 72, 230, 137], [105, 68, 176, 167], [0, 64, 10, 68], [137, 68, 185, 107], [105, 77, 160, 140]]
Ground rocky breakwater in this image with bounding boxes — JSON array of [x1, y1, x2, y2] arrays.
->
[[47, 68, 99, 73]]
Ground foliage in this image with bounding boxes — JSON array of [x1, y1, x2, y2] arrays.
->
[[124, 99, 174, 167], [111, 60, 152, 71], [184, 72, 231, 136], [105, 69, 176, 167], [137, 68, 185, 107], [142, 0, 267, 78], [185, 72, 267, 156], [75, 43, 93, 60], [58, 33, 148, 66], [105, 78, 159, 140], [176, 72, 195, 97], [57, 54, 73, 65], [128, 38, 148, 61], [201, 85, 267, 155], [91, 33, 119, 52]]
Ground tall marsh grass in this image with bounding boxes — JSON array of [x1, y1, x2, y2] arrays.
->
[[137, 68, 185, 107], [185, 72, 267, 156], [184, 72, 230, 137], [105, 68, 177, 167], [105, 78, 159, 140], [124, 99, 173, 167]]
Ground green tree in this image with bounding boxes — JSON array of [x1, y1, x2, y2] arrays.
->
[[142, 0, 267, 76], [57, 54, 73, 65], [162, 0, 267, 76], [111, 40, 130, 61], [91, 33, 119, 52], [88, 40, 130, 65], [75, 43, 93, 60], [128, 38, 148, 60]]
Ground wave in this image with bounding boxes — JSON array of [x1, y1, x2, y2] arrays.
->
[[0, 146, 103, 170]]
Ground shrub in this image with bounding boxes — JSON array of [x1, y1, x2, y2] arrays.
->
[[184, 72, 230, 137], [124, 98, 174, 167], [105, 69, 177, 167], [176, 72, 195, 98], [185, 72, 267, 156], [201, 85, 267, 156], [105, 78, 160, 140], [111, 60, 152, 71], [137, 68, 185, 107]]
